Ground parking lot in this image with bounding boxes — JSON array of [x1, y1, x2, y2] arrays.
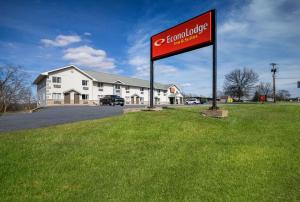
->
[[0, 106, 125, 132], [0, 104, 208, 132]]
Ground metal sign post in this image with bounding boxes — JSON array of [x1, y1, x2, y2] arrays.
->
[[211, 9, 217, 110], [150, 58, 154, 108]]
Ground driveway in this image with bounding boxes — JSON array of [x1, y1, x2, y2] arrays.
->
[[0, 106, 124, 132]]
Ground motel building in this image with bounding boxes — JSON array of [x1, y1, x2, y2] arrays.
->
[[33, 65, 183, 107]]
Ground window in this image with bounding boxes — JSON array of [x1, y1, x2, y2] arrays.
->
[[98, 83, 103, 91], [52, 77, 61, 83], [140, 88, 144, 94], [125, 96, 130, 104], [82, 94, 89, 100], [52, 93, 61, 100], [115, 85, 121, 93], [157, 89, 160, 96], [125, 86, 130, 93], [53, 84, 61, 88], [164, 90, 167, 96], [82, 80, 88, 86]]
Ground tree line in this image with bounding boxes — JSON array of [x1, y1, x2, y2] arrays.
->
[[0, 65, 36, 113], [223, 67, 291, 101]]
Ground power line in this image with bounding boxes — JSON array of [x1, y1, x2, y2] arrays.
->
[[276, 78, 300, 80]]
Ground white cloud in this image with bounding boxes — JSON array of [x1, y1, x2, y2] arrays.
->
[[219, 20, 248, 35], [41, 34, 81, 47], [63, 45, 115, 70], [84, 32, 92, 36], [219, 0, 300, 42], [156, 64, 177, 74], [180, 83, 192, 87]]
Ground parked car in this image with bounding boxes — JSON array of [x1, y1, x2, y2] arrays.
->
[[100, 95, 124, 106], [185, 98, 201, 105]]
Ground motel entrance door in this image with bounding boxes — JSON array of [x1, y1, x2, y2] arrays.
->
[[64, 93, 70, 104], [74, 93, 80, 104], [131, 94, 140, 104], [169, 97, 174, 104]]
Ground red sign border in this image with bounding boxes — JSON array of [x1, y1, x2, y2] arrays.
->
[[151, 9, 215, 61]]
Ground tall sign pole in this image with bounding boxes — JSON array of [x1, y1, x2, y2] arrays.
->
[[150, 44, 154, 108], [211, 9, 217, 110], [270, 63, 278, 103]]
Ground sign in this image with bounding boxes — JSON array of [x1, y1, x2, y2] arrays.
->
[[298, 81, 300, 88], [151, 10, 214, 60], [170, 87, 176, 93], [259, 95, 266, 102], [149, 9, 217, 109]]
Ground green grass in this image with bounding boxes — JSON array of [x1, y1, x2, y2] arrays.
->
[[0, 104, 299, 201]]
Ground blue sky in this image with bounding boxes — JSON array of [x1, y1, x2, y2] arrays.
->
[[1, 0, 300, 97]]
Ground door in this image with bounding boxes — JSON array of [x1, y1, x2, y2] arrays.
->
[[155, 98, 160, 105], [131, 97, 134, 104], [74, 93, 80, 104], [136, 97, 139, 104], [64, 93, 70, 104], [169, 97, 174, 104]]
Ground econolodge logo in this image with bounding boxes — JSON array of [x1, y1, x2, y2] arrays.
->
[[154, 38, 165, 46]]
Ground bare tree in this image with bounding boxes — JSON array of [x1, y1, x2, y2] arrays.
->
[[223, 68, 259, 101], [276, 89, 291, 101], [256, 82, 272, 97], [0, 65, 33, 113]]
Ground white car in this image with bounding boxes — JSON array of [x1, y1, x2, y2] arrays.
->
[[185, 98, 200, 105]]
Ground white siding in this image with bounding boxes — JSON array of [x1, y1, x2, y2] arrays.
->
[[37, 78, 46, 106], [35, 66, 183, 105], [47, 68, 93, 103]]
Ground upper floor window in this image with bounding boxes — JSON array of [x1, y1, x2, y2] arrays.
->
[[97, 82, 103, 91], [115, 84, 120, 89], [53, 84, 61, 88], [140, 88, 144, 91], [82, 80, 88, 86], [125, 86, 130, 93], [52, 76, 61, 83]]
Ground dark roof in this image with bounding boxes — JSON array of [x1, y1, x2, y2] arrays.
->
[[84, 70, 171, 90]]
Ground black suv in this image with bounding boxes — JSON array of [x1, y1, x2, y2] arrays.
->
[[100, 95, 125, 106]]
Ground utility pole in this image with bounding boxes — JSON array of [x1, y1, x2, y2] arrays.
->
[[270, 63, 278, 103]]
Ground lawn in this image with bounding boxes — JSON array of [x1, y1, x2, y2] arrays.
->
[[0, 104, 299, 201]]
